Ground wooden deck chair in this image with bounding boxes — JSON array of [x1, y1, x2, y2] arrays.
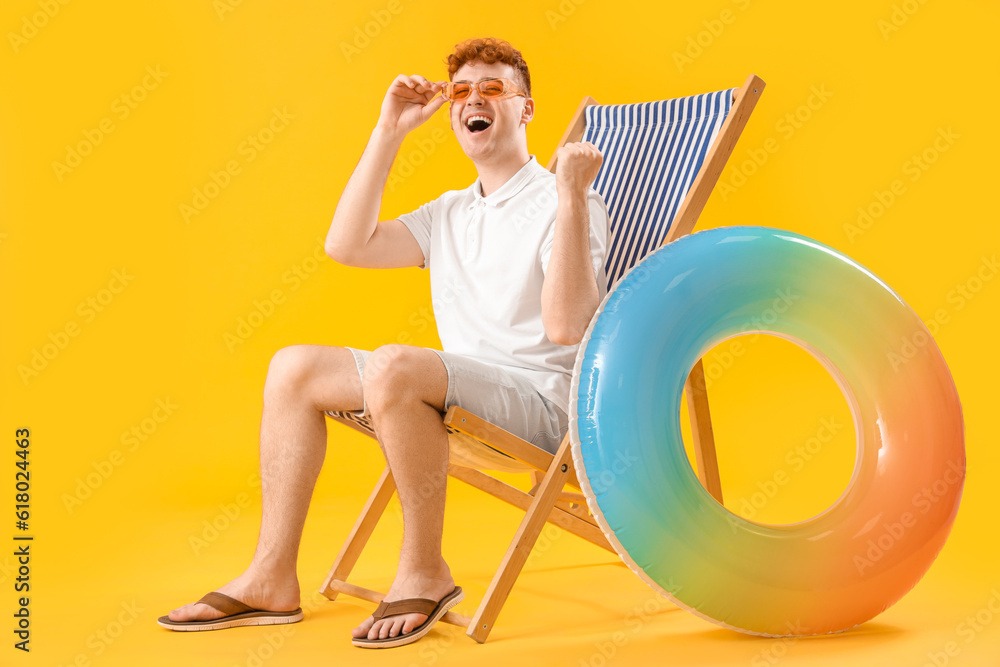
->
[[321, 73, 766, 644]]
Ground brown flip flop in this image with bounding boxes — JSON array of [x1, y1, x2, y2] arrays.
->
[[157, 592, 304, 632], [352, 586, 464, 649]]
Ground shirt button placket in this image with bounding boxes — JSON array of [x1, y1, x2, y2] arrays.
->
[[468, 200, 485, 250]]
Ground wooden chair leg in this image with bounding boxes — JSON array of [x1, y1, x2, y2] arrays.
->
[[686, 359, 723, 503], [319, 465, 396, 600], [527, 470, 544, 495], [467, 434, 576, 643]]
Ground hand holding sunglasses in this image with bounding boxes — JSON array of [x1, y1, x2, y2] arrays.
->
[[377, 74, 448, 138]]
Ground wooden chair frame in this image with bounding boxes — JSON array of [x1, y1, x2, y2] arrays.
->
[[321, 73, 766, 644]]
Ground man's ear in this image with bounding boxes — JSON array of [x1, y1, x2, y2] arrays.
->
[[521, 97, 535, 126]]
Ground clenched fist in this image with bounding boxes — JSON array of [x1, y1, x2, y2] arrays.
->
[[554, 141, 603, 195]]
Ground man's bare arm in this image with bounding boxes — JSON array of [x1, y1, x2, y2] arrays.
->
[[541, 141, 604, 346], [325, 74, 446, 269]]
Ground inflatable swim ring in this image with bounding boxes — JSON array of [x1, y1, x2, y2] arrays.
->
[[569, 226, 965, 636]]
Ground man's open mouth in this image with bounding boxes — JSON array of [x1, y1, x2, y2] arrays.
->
[[465, 114, 493, 133]]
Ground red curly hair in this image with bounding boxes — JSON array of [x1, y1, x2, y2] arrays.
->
[[445, 37, 531, 98]]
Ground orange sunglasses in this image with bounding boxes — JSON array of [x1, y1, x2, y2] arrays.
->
[[439, 77, 527, 102]]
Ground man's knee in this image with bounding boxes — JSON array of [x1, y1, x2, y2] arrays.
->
[[363, 345, 436, 411], [265, 345, 315, 395], [265, 344, 340, 397]]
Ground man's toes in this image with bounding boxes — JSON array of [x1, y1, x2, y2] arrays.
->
[[357, 612, 431, 640], [168, 602, 214, 622], [351, 615, 374, 638], [402, 614, 427, 634], [168, 603, 195, 621]]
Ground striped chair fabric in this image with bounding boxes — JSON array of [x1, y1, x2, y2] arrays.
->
[[585, 88, 737, 289], [325, 88, 737, 469]]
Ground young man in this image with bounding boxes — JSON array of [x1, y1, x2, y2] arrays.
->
[[158, 37, 610, 648]]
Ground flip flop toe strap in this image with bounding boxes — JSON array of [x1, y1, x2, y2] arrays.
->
[[372, 597, 438, 622], [196, 592, 256, 616]]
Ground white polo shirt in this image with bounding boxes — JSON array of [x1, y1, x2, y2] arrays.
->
[[398, 154, 610, 416]]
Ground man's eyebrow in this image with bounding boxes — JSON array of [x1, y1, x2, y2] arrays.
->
[[453, 77, 501, 83]]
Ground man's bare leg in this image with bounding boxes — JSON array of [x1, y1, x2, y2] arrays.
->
[[167, 344, 364, 622], [350, 344, 455, 641]]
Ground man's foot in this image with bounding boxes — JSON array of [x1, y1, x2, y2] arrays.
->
[[352, 567, 456, 641], [166, 569, 300, 623]]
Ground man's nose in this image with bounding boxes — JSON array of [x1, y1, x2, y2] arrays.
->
[[466, 87, 485, 105]]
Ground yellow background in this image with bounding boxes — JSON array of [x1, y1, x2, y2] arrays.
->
[[2, 0, 997, 664]]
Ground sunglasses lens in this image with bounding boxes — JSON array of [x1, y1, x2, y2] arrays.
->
[[480, 80, 506, 97], [450, 83, 471, 100]]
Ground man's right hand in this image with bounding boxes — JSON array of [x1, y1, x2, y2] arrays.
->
[[376, 74, 447, 139]]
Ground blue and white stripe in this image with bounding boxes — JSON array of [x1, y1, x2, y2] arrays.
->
[[584, 88, 736, 289]]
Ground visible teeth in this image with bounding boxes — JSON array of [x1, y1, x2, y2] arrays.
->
[[465, 115, 493, 128]]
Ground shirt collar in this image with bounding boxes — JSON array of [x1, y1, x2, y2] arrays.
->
[[467, 155, 544, 210]]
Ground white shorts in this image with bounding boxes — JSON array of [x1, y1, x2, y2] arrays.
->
[[324, 346, 568, 455]]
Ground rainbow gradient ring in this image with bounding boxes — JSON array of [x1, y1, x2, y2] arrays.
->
[[569, 226, 965, 636]]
